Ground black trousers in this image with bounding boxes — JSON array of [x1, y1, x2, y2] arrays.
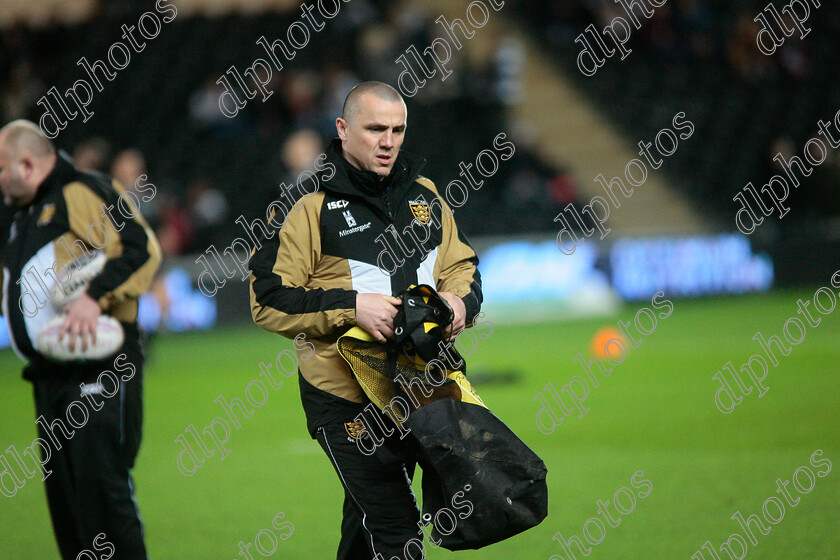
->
[[315, 418, 425, 560], [27, 325, 147, 560]]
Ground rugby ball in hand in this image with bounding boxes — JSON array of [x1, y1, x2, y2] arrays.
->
[[51, 251, 107, 309], [36, 314, 124, 362]]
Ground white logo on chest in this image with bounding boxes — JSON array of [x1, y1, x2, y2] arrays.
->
[[327, 200, 349, 210]]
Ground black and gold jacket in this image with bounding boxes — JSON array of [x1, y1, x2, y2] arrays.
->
[[1, 151, 161, 362], [249, 139, 482, 407]]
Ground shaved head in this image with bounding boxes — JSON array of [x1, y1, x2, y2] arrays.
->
[[336, 82, 407, 176], [0, 119, 57, 207], [342, 81, 406, 124], [0, 120, 56, 160]]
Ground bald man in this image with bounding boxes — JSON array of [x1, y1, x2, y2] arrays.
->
[[0, 120, 161, 560], [249, 82, 482, 559]]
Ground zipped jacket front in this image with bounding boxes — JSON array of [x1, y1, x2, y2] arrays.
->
[[249, 139, 482, 404]]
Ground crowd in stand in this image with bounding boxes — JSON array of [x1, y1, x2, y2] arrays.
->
[[7, 0, 833, 248], [0, 1, 586, 249], [519, 0, 817, 81], [515, 0, 840, 225]]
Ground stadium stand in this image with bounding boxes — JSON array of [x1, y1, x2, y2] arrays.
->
[[1, 0, 580, 245], [3, 0, 838, 248], [512, 0, 840, 225]]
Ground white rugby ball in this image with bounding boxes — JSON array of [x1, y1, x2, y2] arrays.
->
[[36, 314, 124, 362], [51, 251, 107, 309]]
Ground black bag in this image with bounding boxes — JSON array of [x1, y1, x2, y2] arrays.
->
[[338, 284, 549, 549], [406, 398, 549, 550]]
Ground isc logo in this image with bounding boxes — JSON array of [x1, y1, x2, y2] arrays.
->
[[327, 200, 349, 210]]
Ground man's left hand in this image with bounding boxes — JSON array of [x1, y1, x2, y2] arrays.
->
[[59, 293, 102, 352], [439, 292, 466, 340]]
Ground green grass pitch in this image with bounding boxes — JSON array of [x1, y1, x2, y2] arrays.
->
[[0, 289, 837, 559]]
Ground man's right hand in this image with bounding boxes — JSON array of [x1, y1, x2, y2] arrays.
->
[[355, 293, 403, 343]]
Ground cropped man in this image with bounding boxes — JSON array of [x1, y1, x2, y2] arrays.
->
[[0, 120, 161, 560]]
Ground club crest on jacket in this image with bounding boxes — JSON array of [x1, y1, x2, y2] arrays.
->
[[409, 199, 431, 225]]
